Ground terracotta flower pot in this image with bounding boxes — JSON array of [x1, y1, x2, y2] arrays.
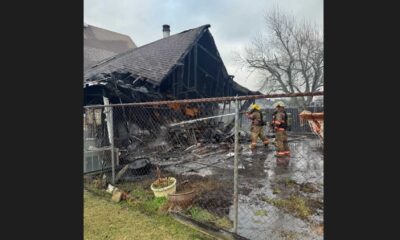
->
[[168, 190, 196, 209]]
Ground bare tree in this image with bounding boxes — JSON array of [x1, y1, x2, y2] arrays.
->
[[237, 8, 323, 109]]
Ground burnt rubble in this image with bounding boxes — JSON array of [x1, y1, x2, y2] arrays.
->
[[84, 70, 167, 104], [120, 121, 245, 164], [85, 70, 246, 159]]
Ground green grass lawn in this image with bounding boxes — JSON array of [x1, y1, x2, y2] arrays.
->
[[84, 190, 214, 240]]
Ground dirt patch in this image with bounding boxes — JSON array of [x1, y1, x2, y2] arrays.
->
[[174, 174, 233, 217], [175, 175, 219, 193], [117, 178, 154, 192], [196, 188, 233, 216]]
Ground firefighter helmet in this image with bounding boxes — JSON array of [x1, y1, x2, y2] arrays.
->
[[273, 101, 285, 108], [250, 104, 261, 111]]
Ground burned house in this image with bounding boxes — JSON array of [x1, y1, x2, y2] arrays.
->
[[83, 25, 260, 167], [84, 24, 258, 105]]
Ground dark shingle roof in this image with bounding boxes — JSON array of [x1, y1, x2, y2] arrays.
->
[[84, 24, 137, 71], [84, 25, 210, 84]]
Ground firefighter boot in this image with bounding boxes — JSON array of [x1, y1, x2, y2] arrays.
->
[[275, 151, 287, 157]]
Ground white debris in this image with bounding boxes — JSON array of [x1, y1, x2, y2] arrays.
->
[[106, 184, 118, 194], [226, 152, 235, 157]]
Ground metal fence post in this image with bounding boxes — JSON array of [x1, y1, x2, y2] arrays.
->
[[233, 96, 239, 233], [103, 97, 115, 185], [109, 105, 115, 185]]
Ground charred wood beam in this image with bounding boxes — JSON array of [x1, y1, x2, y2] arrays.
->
[[197, 65, 217, 81], [174, 66, 188, 98], [131, 77, 142, 86], [175, 70, 180, 95], [172, 75, 177, 98], [179, 65, 185, 97], [197, 43, 221, 63], [187, 51, 191, 87], [180, 89, 201, 99], [194, 45, 198, 90], [216, 67, 221, 97]]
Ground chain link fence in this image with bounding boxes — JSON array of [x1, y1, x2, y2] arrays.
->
[[83, 93, 323, 240]]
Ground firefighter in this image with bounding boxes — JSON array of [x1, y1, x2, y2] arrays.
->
[[246, 104, 269, 150], [271, 101, 290, 157]]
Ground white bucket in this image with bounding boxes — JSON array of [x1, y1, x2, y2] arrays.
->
[[150, 177, 177, 198]]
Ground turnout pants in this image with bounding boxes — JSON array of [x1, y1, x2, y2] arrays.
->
[[275, 129, 290, 156], [250, 125, 269, 149]]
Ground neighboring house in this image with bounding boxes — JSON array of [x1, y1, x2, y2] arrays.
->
[[83, 24, 259, 105], [84, 23, 137, 71]]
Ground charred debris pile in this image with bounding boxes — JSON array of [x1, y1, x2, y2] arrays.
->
[[84, 70, 166, 104], [84, 70, 249, 164]]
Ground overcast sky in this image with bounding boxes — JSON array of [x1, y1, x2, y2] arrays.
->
[[84, 0, 323, 91]]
